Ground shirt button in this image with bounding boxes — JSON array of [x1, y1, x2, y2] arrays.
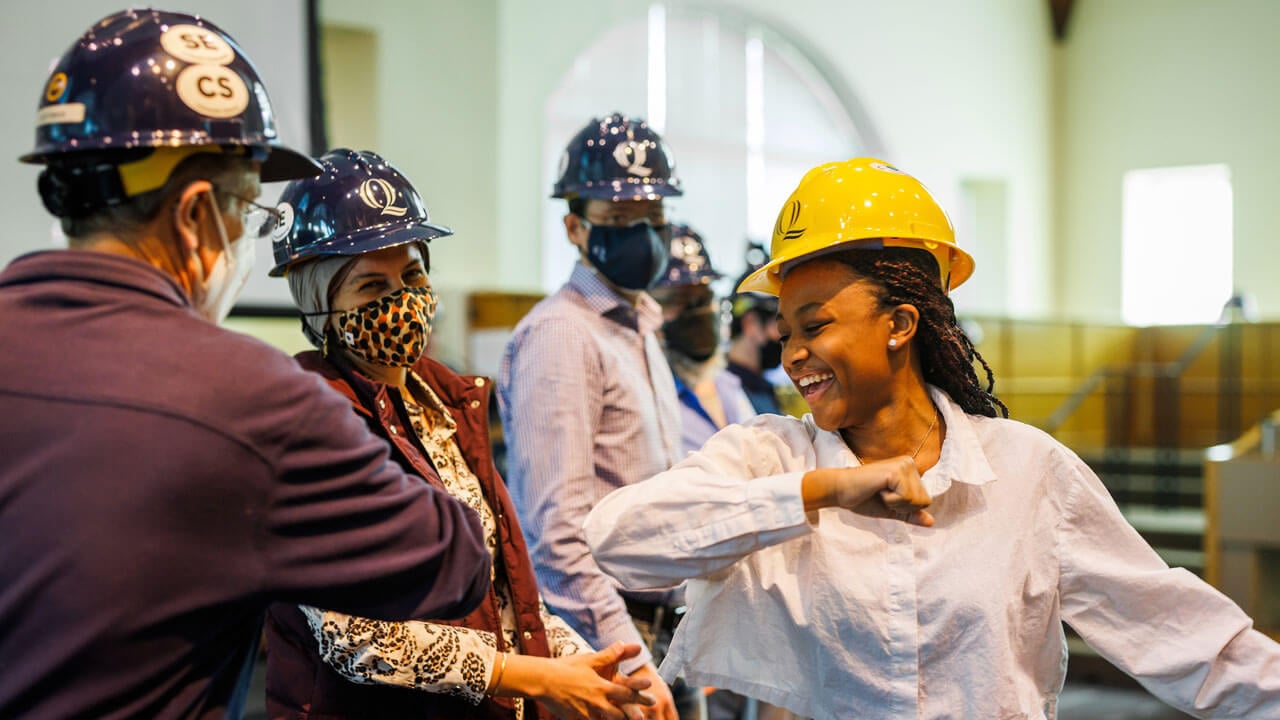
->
[[470, 400, 481, 409], [523, 631, 533, 640], [379, 399, 386, 409], [389, 426, 398, 435], [474, 377, 486, 387]]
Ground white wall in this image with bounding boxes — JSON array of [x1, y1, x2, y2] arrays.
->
[[496, 0, 1055, 317], [318, 0, 498, 369], [1057, 0, 1280, 322]]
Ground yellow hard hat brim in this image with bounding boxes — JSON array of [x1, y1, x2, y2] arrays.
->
[[735, 236, 974, 297]]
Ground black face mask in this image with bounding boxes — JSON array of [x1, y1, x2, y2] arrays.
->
[[585, 222, 669, 290], [759, 339, 783, 370], [663, 305, 722, 362]]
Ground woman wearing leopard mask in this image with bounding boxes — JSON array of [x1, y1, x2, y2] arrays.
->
[[264, 149, 653, 720]]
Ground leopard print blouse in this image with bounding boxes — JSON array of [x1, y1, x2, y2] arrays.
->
[[300, 374, 588, 714]]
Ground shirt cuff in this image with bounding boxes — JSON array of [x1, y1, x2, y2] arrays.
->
[[747, 471, 810, 529], [595, 611, 653, 675], [747, 471, 815, 544]]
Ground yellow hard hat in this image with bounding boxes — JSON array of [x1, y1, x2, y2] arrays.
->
[[737, 157, 974, 296]]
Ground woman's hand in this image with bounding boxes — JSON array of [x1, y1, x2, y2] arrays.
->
[[493, 642, 655, 720], [802, 458, 934, 526]]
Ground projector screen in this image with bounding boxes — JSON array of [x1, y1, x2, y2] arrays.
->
[[0, 0, 313, 309]]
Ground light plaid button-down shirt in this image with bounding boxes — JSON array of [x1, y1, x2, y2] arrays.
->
[[498, 261, 683, 673]]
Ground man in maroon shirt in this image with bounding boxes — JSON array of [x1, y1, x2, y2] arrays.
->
[[0, 10, 490, 719]]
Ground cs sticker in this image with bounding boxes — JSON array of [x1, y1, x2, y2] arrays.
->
[[175, 65, 249, 118]]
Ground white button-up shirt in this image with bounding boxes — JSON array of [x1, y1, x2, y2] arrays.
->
[[585, 386, 1280, 719]]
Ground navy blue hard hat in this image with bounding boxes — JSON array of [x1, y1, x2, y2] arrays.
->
[[20, 8, 319, 183], [269, 148, 452, 276], [552, 113, 683, 201], [656, 224, 721, 288]]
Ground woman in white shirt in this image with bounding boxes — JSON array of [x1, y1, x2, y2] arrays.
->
[[585, 157, 1280, 720]]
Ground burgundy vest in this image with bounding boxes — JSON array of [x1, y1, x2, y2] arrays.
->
[[265, 353, 555, 720]]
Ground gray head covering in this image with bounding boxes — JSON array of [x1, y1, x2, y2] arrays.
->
[[287, 255, 357, 349]]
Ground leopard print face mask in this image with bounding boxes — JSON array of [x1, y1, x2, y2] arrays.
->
[[333, 286, 438, 368]]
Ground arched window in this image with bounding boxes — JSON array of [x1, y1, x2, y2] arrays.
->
[[541, 4, 879, 291]]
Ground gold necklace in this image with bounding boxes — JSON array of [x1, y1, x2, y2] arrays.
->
[[852, 408, 938, 466]]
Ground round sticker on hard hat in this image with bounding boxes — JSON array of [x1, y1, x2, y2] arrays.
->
[[869, 162, 906, 175], [175, 65, 249, 118], [160, 24, 236, 65], [44, 72, 68, 103], [270, 202, 295, 242]]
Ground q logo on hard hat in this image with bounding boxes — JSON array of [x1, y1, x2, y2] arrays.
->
[[359, 178, 408, 217], [676, 235, 708, 273], [775, 200, 806, 241], [675, 235, 702, 260], [612, 141, 653, 177]]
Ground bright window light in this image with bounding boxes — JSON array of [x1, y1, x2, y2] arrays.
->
[[1121, 164, 1233, 326]]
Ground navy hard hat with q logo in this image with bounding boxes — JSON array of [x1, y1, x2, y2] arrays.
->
[[552, 113, 683, 201], [268, 148, 453, 277], [20, 8, 319, 183]]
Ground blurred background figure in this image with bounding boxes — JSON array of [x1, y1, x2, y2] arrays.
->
[[727, 241, 810, 420], [726, 241, 785, 417], [499, 114, 692, 720], [651, 229, 797, 720], [651, 225, 756, 453]]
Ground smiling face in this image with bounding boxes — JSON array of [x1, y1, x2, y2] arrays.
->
[[329, 242, 430, 316], [777, 259, 899, 432]]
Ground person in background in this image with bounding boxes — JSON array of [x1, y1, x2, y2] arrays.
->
[[725, 242, 785, 417], [0, 12, 489, 719], [586, 157, 1280, 719], [649, 224, 756, 459], [649, 228, 791, 720], [499, 114, 700, 720], [266, 149, 654, 720]]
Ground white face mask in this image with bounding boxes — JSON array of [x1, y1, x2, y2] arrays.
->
[[190, 190, 255, 324]]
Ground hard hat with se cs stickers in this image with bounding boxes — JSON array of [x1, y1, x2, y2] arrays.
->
[[20, 8, 320, 194]]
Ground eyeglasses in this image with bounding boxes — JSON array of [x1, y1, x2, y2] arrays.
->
[[214, 188, 283, 240]]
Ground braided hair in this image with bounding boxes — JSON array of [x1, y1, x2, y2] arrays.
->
[[830, 247, 1008, 418]]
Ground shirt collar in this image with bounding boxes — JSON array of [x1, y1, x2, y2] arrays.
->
[[921, 384, 1000, 496], [807, 384, 1000, 499], [567, 260, 663, 335]]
